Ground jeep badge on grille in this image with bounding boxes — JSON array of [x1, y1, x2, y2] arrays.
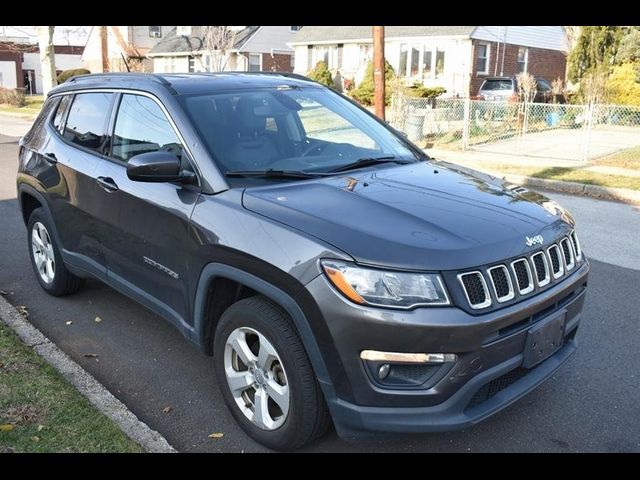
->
[[525, 235, 544, 247]]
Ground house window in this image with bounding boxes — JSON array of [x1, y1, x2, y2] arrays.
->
[[176, 26, 192, 37], [476, 42, 490, 75], [422, 47, 432, 78], [307, 45, 313, 71], [188, 56, 195, 73], [435, 48, 445, 78], [290, 26, 301, 32], [337, 44, 343, 69], [248, 53, 261, 72], [399, 43, 425, 78], [165, 57, 176, 73], [399, 44, 408, 77], [149, 26, 161, 38], [359, 44, 372, 66], [313, 46, 337, 68], [518, 47, 528, 73], [290, 54, 295, 70]]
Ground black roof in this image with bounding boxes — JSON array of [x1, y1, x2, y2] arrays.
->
[[148, 26, 260, 55], [49, 72, 320, 96]]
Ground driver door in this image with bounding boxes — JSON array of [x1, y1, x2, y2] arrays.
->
[[93, 93, 200, 324]]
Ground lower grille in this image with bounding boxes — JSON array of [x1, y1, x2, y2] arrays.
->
[[466, 368, 529, 409]]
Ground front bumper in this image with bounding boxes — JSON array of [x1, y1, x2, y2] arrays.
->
[[305, 260, 589, 435]]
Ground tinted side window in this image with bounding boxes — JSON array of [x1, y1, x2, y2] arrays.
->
[[537, 80, 551, 92], [52, 95, 71, 132], [63, 93, 114, 152], [111, 94, 183, 163]]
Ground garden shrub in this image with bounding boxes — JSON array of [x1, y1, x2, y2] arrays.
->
[[0, 87, 26, 107], [349, 60, 396, 106], [307, 61, 334, 89], [57, 68, 91, 84]]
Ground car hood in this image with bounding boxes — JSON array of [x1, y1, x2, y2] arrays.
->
[[241, 161, 574, 271]]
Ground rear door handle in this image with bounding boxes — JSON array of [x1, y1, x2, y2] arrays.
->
[[43, 153, 57, 164], [96, 176, 119, 192]]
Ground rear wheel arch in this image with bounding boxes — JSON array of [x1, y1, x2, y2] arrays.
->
[[19, 187, 45, 226]]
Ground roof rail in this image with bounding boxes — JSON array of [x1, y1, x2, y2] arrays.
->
[[68, 72, 172, 86]]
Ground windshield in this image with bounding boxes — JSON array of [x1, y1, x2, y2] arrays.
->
[[180, 86, 419, 181]]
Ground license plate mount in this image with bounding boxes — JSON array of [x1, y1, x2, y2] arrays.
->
[[523, 309, 566, 369]]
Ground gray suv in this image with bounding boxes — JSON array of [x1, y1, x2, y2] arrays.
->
[[478, 76, 555, 103], [17, 72, 589, 450]]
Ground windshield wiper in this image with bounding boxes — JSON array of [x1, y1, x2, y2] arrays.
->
[[225, 169, 328, 179], [328, 156, 413, 173]]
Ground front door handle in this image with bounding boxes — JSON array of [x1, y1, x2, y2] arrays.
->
[[96, 176, 119, 192]]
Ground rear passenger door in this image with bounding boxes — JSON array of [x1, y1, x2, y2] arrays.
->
[[93, 93, 200, 325], [43, 92, 116, 277]]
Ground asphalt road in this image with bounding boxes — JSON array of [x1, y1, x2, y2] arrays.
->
[[1, 135, 639, 452]]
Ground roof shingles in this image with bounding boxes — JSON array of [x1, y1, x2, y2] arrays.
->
[[148, 26, 259, 55]]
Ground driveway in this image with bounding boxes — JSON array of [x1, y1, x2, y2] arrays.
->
[[471, 126, 640, 162], [1, 134, 639, 452]]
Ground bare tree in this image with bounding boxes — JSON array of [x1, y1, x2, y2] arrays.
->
[[200, 26, 238, 72], [516, 72, 537, 103], [37, 26, 57, 94]]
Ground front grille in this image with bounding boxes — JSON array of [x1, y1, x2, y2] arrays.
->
[[466, 368, 529, 409], [547, 245, 563, 278], [512, 259, 534, 294], [458, 272, 491, 309], [488, 265, 514, 302], [560, 237, 575, 270], [456, 234, 583, 311], [531, 252, 550, 286]]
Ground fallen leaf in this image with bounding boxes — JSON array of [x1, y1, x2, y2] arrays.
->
[[0, 424, 15, 432], [37, 424, 45, 432], [208, 432, 224, 439], [94, 316, 102, 323], [83, 353, 98, 358], [17, 306, 29, 318], [65, 321, 73, 325], [31, 436, 40, 442], [0, 290, 8, 295], [162, 406, 172, 414]]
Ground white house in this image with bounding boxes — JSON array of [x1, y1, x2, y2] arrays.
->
[[289, 26, 568, 97], [147, 26, 299, 73]]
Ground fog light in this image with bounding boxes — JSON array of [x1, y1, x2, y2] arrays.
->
[[378, 363, 390, 379], [360, 350, 457, 364]]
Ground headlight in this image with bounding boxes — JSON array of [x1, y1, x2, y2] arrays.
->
[[321, 260, 450, 309]]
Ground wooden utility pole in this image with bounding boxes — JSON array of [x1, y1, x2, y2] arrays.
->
[[100, 26, 109, 72], [373, 26, 385, 120]]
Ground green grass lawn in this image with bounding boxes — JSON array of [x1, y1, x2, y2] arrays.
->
[[0, 320, 143, 453], [594, 146, 640, 170], [0, 95, 44, 118], [475, 163, 640, 191]]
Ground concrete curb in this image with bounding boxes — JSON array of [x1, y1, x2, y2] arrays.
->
[[0, 295, 177, 453], [493, 172, 640, 205]]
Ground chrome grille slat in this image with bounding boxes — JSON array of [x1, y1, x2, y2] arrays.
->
[[487, 265, 514, 302], [531, 252, 550, 287], [547, 244, 564, 279], [457, 272, 491, 309], [511, 259, 534, 295], [560, 237, 576, 271], [571, 230, 582, 262]]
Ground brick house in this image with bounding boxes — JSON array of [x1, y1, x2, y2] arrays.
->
[[289, 26, 568, 96], [147, 26, 298, 74]]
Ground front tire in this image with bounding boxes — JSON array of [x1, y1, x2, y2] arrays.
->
[[214, 296, 331, 450], [27, 208, 83, 296]]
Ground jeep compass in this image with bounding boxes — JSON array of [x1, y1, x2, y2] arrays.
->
[[17, 73, 589, 450]]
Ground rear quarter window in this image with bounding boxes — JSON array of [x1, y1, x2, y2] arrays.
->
[[21, 96, 60, 146]]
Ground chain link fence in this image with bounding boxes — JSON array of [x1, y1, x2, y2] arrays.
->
[[388, 94, 640, 164]]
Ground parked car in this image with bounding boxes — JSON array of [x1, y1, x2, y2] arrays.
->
[[17, 72, 589, 450], [477, 76, 560, 103]]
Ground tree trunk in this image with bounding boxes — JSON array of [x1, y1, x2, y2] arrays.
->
[[37, 26, 57, 95]]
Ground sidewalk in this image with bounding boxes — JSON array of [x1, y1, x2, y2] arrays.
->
[[426, 148, 640, 204], [0, 115, 34, 138]]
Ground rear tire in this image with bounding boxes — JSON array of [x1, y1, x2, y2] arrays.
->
[[27, 208, 83, 296], [214, 295, 331, 450]]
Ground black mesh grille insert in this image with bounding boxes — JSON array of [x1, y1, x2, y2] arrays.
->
[[571, 232, 581, 258], [490, 267, 510, 299], [561, 238, 573, 265], [513, 260, 531, 291], [461, 273, 487, 306], [466, 368, 529, 409], [549, 246, 561, 274], [532, 253, 547, 282]]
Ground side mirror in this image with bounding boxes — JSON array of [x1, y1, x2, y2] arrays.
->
[[127, 151, 193, 183]]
